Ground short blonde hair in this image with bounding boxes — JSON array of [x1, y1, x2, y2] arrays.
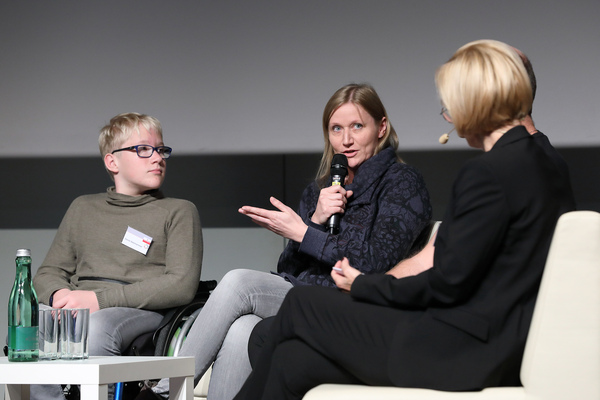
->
[[316, 83, 399, 187], [435, 40, 532, 140], [98, 112, 163, 158]]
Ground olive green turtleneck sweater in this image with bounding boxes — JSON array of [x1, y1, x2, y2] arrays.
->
[[33, 187, 203, 310]]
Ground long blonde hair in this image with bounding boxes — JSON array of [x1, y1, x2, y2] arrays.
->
[[316, 84, 399, 187]]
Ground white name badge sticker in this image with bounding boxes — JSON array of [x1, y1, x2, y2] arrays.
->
[[121, 226, 153, 255]]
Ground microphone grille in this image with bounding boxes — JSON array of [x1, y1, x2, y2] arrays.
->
[[331, 153, 348, 167], [331, 154, 348, 176]]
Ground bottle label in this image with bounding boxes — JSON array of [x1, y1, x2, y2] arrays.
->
[[8, 326, 39, 350]]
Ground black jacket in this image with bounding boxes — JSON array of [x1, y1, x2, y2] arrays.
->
[[352, 126, 575, 390]]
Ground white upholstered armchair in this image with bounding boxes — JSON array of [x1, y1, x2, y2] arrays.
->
[[304, 210, 600, 400]]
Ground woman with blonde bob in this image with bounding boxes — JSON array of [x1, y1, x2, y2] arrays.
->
[[437, 39, 533, 147], [141, 83, 432, 400], [232, 40, 575, 399]]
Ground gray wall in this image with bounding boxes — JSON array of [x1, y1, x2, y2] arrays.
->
[[1, 0, 599, 157]]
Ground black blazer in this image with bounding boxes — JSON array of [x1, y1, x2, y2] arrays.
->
[[351, 126, 575, 390]]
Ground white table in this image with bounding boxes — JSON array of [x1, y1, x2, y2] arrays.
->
[[0, 356, 195, 400]]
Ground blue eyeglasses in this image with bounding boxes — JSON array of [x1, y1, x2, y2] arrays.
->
[[111, 144, 172, 159]]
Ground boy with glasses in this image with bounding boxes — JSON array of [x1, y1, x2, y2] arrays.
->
[[32, 112, 203, 400]]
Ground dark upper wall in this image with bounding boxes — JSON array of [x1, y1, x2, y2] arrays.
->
[[2, 147, 598, 229]]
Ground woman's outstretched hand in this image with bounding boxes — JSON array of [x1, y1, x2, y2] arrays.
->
[[239, 197, 308, 243]]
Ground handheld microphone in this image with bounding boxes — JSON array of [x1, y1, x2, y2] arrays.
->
[[326, 154, 348, 234]]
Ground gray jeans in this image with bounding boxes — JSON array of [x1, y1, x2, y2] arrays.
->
[[31, 305, 163, 400], [153, 269, 293, 400]]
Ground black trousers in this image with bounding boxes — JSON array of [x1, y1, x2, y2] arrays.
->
[[247, 315, 272, 370], [234, 285, 407, 400]]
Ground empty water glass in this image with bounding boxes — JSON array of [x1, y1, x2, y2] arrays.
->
[[38, 308, 60, 360], [60, 308, 89, 359]]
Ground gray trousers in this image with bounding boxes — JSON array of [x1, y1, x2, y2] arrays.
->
[[153, 269, 293, 400]]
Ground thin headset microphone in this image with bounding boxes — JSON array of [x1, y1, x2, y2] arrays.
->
[[439, 127, 455, 144]]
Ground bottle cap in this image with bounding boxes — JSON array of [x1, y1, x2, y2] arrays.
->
[[16, 249, 31, 257]]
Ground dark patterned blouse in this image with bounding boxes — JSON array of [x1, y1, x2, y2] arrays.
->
[[277, 146, 432, 287]]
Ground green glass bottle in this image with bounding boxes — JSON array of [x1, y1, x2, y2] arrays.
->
[[8, 248, 39, 362]]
